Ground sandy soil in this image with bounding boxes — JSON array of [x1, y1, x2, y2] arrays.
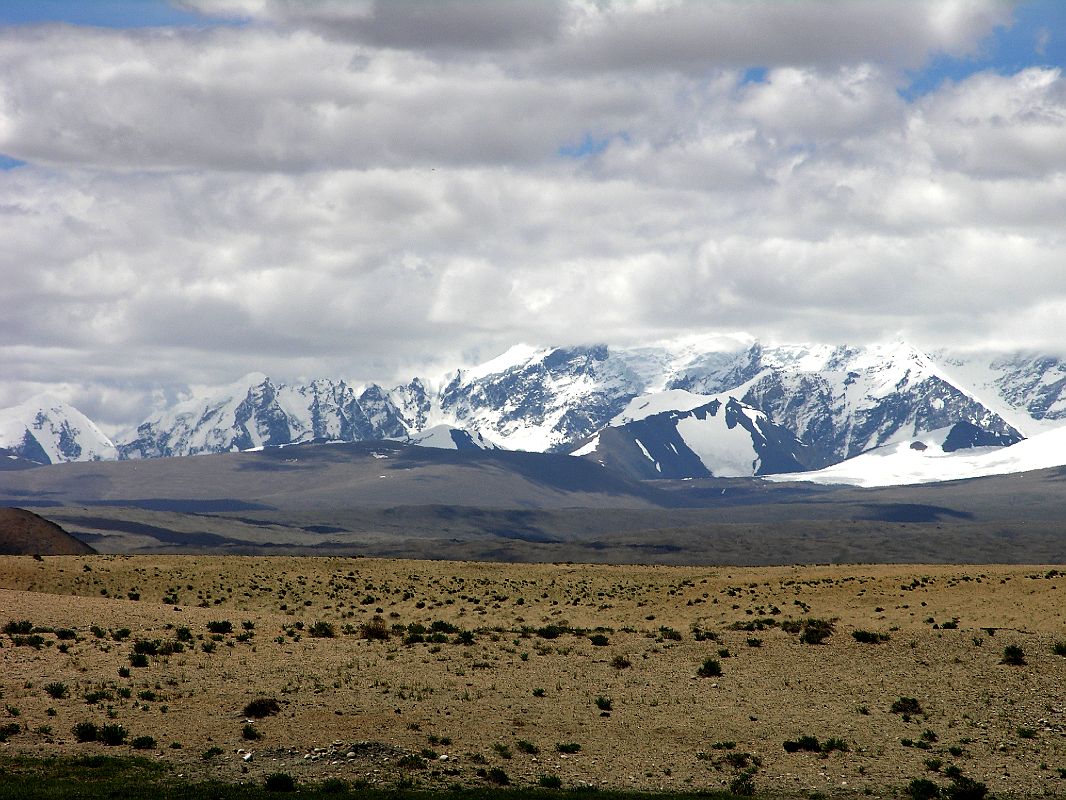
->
[[0, 556, 1064, 796]]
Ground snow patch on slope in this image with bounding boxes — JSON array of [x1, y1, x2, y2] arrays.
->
[[767, 423, 1066, 487]]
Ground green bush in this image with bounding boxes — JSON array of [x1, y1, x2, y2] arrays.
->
[[908, 777, 941, 800], [44, 682, 68, 700], [853, 630, 890, 644], [243, 697, 281, 718], [799, 618, 835, 644], [243, 723, 263, 740], [538, 774, 562, 789], [697, 657, 722, 677], [206, 621, 233, 635], [308, 621, 335, 638], [132, 735, 156, 750], [892, 697, 923, 715], [555, 742, 581, 753], [3, 620, 32, 635], [100, 724, 128, 746], [1001, 644, 1026, 665], [589, 634, 609, 646], [264, 773, 296, 792], [595, 696, 612, 712], [73, 721, 99, 742], [516, 740, 539, 754], [0, 723, 19, 742], [360, 616, 390, 641]]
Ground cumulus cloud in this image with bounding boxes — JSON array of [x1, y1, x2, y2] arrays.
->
[[0, 0, 1064, 430]]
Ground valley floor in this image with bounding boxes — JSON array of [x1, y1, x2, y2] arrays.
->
[[0, 557, 1064, 797]]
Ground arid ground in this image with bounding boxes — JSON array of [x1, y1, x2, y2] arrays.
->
[[0, 556, 1064, 796]]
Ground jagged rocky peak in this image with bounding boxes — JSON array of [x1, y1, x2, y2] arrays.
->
[[437, 343, 645, 452]]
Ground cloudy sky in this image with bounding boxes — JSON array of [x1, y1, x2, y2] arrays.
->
[[1, 0, 1065, 433]]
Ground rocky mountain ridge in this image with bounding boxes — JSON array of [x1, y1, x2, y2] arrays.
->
[[2, 339, 1062, 480]]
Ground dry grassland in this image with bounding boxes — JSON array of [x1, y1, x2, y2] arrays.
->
[[0, 556, 1064, 796]]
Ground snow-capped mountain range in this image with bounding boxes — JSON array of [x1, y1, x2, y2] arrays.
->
[[2, 337, 1064, 486]]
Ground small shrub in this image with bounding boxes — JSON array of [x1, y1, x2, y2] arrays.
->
[[44, 682, 68, 700], [532, 688, 545, 697], [538, 774, 562, 789], [319, 778, 348, 794], [1017, 727, 1037, 739], [659, 626, 682, 641], [1001, 644, 1026, 665], [485, 767, 510, 785], [595, 696, 612, 712], [360, 616, 390, 641], [1052, 641, 1066, 656], [783, 735, 821, 753], [516, 740, 539, 755], [206, 621, 233, 635], [892, 697, 923, 715], [202, 746, 224, 760], [132, 735, 156, 750], [128, 653, 149, 668], [555, 742, 581, 753], [947, 774, 988, 800], [264, 773, 296, 792], [853, 630, 890, 644], [610, 655, 631, 669], [697, 657, 722, 677], [3, 620, 32, 635], [908, 777, 941, 800], [0, 723, 19, 743], [243, 723, 263, 740], [536, 624, 566, 639], [455, 630, 475, 646], [176, 627, 193, 642], [730, 767, 757, 797], [100, 724, 128, 746], [799, 618, 835, 644], [243, 697, 282, 718], [308, 621, 336, 638], [589, 634, 609, 646], [492, 742, 512, 759], [73, 722, 99, 742], [55, 629, 77, 641]]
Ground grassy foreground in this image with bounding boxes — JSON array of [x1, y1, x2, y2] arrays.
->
[[0, 754, 748, 800], [1, 557, 1065, 797]]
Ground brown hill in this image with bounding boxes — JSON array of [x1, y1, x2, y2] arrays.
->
[[0, 507, 95, 555]]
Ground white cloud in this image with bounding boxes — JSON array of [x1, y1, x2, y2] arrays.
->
[[0, 1, 1064, 429]]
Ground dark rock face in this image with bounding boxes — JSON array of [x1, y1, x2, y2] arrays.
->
[[583, 397, 809, 480], [942, 420, 1023, 453]]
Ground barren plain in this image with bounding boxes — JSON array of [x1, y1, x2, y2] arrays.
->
[[0, 556, 1064, 797]]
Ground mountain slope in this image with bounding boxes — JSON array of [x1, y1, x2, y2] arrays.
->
[[0, 396, 117, 464], [574, 390, 809, 479]]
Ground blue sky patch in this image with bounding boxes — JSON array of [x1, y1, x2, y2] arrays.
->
[[0, 0, 210, 29], [900, 0, 1066, 100], [559, 133, 618, 159]]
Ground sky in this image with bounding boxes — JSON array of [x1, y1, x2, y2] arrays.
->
[[1, 0, 1065, 434]]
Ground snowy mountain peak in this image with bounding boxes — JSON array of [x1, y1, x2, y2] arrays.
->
[[0, 395, 117, 464]]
